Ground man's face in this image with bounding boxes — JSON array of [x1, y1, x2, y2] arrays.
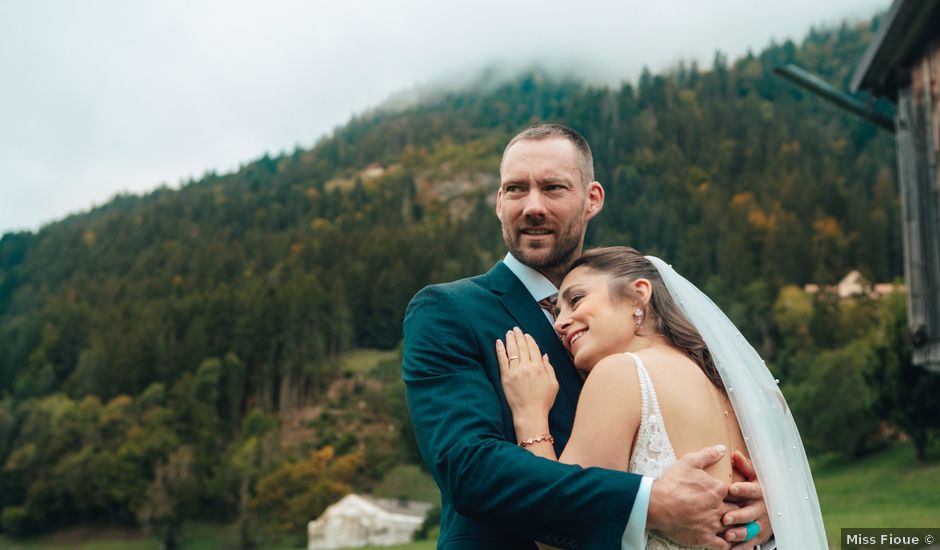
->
[[497, 137, 603, 272]]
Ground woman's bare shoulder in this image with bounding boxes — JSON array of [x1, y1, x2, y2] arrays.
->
[[580, 353, 644, 408], [632, 346, 705, 382], [588, 353, 641, 384], [563, 352, 643, 470]]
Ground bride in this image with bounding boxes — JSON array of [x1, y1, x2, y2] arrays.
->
[[496, 246, 826, 549]]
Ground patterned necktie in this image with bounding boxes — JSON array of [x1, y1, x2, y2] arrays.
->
[[538, 294, 558, 323]]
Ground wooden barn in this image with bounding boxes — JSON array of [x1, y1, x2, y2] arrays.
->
[[851, 0, 940, 370]]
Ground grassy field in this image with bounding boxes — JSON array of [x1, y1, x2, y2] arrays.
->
[[2, 440, 938, 549], [0, 525, 436, 550], [0, 522, 234, 550], [813, 439, 940, 547], [347, 544, 435, 550], [340, 348, 399, 374]]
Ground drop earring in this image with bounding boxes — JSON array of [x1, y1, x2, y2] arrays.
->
[[633, 307, 644, 330]]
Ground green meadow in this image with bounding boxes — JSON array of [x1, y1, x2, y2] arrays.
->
[[814, 440, 940, 547], [0, 524, 436, 550]]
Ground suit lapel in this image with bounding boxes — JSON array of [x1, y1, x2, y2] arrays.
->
[[487, 262, 583, 408]]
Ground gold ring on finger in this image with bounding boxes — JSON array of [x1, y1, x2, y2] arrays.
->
[[508, 355, 519, 361]]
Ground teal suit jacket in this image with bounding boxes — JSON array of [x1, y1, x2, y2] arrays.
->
[[403, 261, 642, 549]]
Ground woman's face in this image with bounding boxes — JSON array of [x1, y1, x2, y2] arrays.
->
[[554, 266, 636, 372]]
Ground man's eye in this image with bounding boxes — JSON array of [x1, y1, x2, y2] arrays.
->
[[504, 185, 524, 193]]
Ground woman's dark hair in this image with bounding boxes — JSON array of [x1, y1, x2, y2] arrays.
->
[[567, 246, 724, 391]]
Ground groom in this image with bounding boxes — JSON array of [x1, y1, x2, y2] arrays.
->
[[403, 124, 769, 549]]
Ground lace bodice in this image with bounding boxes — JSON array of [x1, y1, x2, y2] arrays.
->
[[625, 352, 704, 550]]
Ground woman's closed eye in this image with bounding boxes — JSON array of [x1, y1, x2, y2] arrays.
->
[[556, 294, 582, 318]]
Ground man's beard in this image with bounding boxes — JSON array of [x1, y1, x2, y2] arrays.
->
[[503, 218, 583, 271]]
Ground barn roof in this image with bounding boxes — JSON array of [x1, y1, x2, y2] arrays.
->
[[851, 0, 940, 99], [360, 495, 434, 518]]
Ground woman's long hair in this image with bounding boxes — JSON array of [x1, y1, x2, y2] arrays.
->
[[567, 246, 724, 391]]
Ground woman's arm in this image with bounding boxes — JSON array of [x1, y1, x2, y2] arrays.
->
[[498, 330, 641, 469], [559, 354, 642, 470]]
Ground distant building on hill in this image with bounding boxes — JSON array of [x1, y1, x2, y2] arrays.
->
[[851, 0, 940, 370], [803, 270, 905, 299], [307, 494, 433, 550], [360, 162, 386, 181]]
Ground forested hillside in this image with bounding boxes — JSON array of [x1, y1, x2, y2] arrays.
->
[[3, 17, 931, 547]]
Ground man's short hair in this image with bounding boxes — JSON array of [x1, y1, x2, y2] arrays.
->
[[501, 124, 595, 186]]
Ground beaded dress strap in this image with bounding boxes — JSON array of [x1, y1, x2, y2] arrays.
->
[[624, 351, 663, 421]]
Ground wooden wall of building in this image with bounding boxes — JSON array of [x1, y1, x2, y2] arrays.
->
[[900, 36, 940, 369]]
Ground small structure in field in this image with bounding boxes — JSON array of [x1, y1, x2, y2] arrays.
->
[[307, 494, 433, 550]]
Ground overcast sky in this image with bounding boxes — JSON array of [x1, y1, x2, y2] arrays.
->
[[0, 0, 889, 234]]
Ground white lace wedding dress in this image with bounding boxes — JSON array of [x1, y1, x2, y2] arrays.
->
[[625, 351, 704, 550]]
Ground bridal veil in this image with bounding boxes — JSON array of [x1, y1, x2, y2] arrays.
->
[[647, 256, 827, 549]]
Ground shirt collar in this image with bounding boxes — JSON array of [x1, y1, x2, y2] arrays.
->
[[503, 252, 558, 302]]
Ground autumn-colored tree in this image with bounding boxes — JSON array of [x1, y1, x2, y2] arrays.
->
[[244, 446, 363, 546]]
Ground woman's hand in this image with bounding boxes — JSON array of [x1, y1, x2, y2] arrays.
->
[[723, 451, 772, 549], [496, 327, 559, 430]]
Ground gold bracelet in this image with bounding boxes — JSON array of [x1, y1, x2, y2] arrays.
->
[[518, 432, 554, 448]]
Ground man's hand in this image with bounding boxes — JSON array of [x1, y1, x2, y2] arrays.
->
[[721, 451, 772, 549], [648, 445, 736, 549]]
